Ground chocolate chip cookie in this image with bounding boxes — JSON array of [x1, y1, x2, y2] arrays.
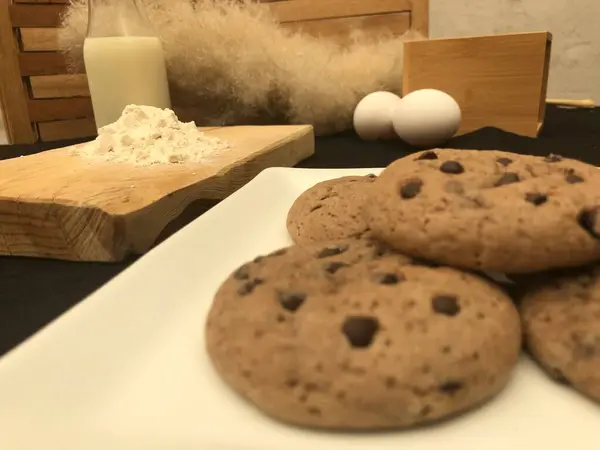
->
[[364, 149, 600, 274], [520, 264, 600, 402], [286, 175, 376, 244], [206, 239, 521, 429]]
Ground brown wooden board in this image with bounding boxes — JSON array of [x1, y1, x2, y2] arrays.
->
[[403, 32, 552, 137], [0, 125, 314, 261]]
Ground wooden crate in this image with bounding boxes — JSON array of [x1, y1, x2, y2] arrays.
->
[[0, 0, 429, 144]]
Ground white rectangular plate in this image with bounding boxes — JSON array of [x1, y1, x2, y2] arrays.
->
[[0, 167, 598, 450]]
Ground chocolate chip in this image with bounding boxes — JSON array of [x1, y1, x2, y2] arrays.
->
[[565, 172, 584, 184], [269, 249, 287, 257], [496, 157, 513, 166], [325, 261, 348, 274], [440, 160, 464, 174], [234, 264, 250, 280], [376, 272, 405, 285], [416, 151, 438, 160], [238, 278, 264, 296], [551, 368, 571, 385], [439, 380, 463, 395], [253, 256, 264, 263], [578, 207, 600, 239], [545, 153, 563, 163], [342, 316, 379, 348], [419, 405, 432, 417], [278, 291, 306, 312], [400, 180, 423, 199], [307, 407, 321, 416], [525, 192, 548, 206], [309, 205, 323, 212], [285, 378, 299, 388], [317, 244, 349, 258], [495, 172, 520, 186], [372, 241, 391, 258], [411, 257, 440, 268], [432, 295, 460, 316], [366, 173, 377, 179]]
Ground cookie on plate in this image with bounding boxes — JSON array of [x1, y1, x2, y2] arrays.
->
[[206, 239, 521, 429], [520, 265, 600, 402], [286, 175, 376, 244], [364, 149, 600, 274]]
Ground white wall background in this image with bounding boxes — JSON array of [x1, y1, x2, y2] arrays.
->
[[430, 0, 600, 102]]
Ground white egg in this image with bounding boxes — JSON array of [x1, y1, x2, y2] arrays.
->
[[353, 91, 402, 141], [392, 89, 461, 148]]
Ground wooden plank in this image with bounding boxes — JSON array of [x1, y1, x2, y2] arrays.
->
[[270, 0, 412, 23], [403, 32, 552, 137], [282, 12, 410, 42], [13, 1, 69, 3], [30, 74, 90, 99], [537, 38, 552, 131], [20, 27, 60, 51], [411, 0, 429, 37], [0, 0, 36, 144], [38, 118, 96, 141], [8, 4, 65, 28], [28, 97, 93, 122], [0, 125, 315, 261], [18, 52, 73, 76]]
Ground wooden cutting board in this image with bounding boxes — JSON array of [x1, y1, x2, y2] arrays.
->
[[0, 125, 314, 262]]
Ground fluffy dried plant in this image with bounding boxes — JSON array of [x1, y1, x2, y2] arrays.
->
[[60, 0, 420, 135]]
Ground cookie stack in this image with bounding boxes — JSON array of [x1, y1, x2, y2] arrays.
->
[[206, 149, 600, 430]]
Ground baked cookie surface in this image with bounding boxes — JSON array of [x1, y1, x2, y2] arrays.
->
[[286, 175, 376, 244], [520, 265, 600, 402], [364, 149, 600, 273], [205, 239, 521, 429]]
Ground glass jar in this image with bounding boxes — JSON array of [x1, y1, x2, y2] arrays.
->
[[83, 0, 172, 130]]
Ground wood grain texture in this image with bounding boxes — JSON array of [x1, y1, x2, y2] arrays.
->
[[0, 0, 35, 144], [403, 32, 552, 137], [8, 4, 65, 27], [30, 74, 90, 98], [28, 97, 93, 122], [19, 52, 72, 76], [20, 27, 60, 51], [270, 0, 413, 23], [38, 117, 97, 141], [13, 0, 69, 3], [282, 12, 410, 43], [410, 0, 429, 37], [0, 125, 314, 261]]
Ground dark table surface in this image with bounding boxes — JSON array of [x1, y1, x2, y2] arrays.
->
[[1, 105, 599, 357]]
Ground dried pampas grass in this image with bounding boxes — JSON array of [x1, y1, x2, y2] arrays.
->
[[60, 0, 420, 135]]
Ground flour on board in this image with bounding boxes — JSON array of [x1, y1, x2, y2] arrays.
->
[[77, 105, 230, 166]]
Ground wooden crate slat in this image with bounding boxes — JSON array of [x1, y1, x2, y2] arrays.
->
[[30, 74, 90, 99], [270, 0, 412, 23], [18, 52, 75, 76], [28, 97, 94, 122], [13, 0, 69, 3], [0, 1, 36, 144], [9, 4, 66, 28], [38, 118, 97, 141], [20, 27, 60, 51], [282, 12, 410, 43]]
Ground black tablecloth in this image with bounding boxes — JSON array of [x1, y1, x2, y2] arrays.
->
[[1, 105, 599, 356]]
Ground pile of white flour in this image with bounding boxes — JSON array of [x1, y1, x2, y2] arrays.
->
[[78, 105, 230, 166]]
